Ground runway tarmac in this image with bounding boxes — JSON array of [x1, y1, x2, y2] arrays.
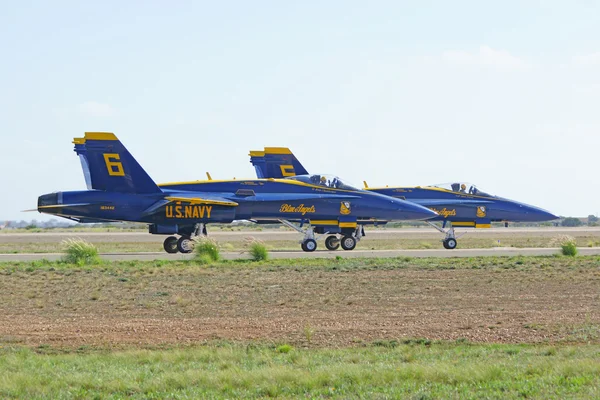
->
[[2, 247, 600, 262], [1, 226, 599, 244]]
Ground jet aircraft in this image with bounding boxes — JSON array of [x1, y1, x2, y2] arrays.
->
[[36, 133, 437, 253], [248, 147, 558, 250]]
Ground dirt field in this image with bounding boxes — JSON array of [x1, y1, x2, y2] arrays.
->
[[1, 256, 599, 348]]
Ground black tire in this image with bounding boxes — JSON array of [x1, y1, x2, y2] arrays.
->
[[340, 236, 356, 251], [177, 236, 194, 254], [445, 238, 457, 250], [325, 235, 340, 251], [442, 240, 449, 249], [163, 236, 179, 254], [302, 239, 317, 252]]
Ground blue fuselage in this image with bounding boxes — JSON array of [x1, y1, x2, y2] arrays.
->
[[369, 187, 557, 226], [38, 179, 436, 229]]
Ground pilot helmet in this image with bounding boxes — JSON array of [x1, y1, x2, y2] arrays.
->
[[320, 176, 327, 183], [461, 184, 466, 190]]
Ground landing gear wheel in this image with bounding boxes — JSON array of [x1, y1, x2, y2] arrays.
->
[[301, 239, 317, 252], [163, 236, 179, 254], [444, 238, 457, 250], [177, 236, 194, 254], [340, 236, 356, 251], [325, 235, 340, 251]]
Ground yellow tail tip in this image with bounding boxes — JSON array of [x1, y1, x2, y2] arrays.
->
[[84, 132, 118, 141]]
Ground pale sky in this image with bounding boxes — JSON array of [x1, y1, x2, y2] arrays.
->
[[1, 0, 599, 221]]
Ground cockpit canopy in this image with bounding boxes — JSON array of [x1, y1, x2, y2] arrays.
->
[[428, 182, 493, 197], [286, 174, 359, 191]]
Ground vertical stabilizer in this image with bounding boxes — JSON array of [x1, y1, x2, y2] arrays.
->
[[72, 132, 161, 193]]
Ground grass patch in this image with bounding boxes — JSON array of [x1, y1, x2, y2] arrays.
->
[[276, 344, 293, 353], [561, 241, 578, 257], [550, 235, 579, 256], [61, 238, 101, 265], [193, 237, 220, 263], [0, 343, 599, 398], [1, 254, 600, 274], [246, 238, 269, 261]]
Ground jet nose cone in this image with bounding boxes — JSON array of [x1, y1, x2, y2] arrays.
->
[[529, 206, 559, 222], [519, 204, 559, 222], [376, 194, 438, 221], [541, 211, 559, 221], [400, 200, 438, 221], [415, 204, 438, 220]]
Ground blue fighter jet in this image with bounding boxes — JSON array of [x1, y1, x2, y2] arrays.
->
[[248, 147, 558, 250], [36, 133, 437, 253]]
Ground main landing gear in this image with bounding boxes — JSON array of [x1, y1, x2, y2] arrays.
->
[[279, 220, 364, 252], [325, 235, 340, 250], [162, 223, 207, 254], [278, 220, 320, 252], [163, 236, 178, 253], [325, 226, 363, 251], [426, 221, 461, 250], [340, 235, 357, 251]]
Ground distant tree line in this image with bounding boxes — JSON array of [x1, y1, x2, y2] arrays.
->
[[561, 217, 583, 227], [560, 216, 598, 227]]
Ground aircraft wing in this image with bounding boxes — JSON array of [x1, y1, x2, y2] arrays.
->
[[164, 194, 238, 206], [414, 199, 495, 207], [142, 194, 238, 216], [248, 193, 362, 201]]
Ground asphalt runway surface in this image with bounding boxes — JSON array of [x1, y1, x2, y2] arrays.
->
[[2, 227, 599, 261], [1, 226, 599, 243]]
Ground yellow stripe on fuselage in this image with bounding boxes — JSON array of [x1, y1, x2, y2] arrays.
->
[[160, 179, 246, 186], [339, 222, 357, 228], [164, 196, 238, 206], [310, 220, 338, 225], [476, 223, 491, 228], [452, 221, 476, 227], [159, 178, 361, 193], [366, 186, 493, 200]]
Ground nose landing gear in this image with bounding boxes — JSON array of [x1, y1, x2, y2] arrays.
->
[[426, 222, 462, 250], [277, 219, 320, 252], [301, 238, 317, 252], [443, 237, 457, 250]]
